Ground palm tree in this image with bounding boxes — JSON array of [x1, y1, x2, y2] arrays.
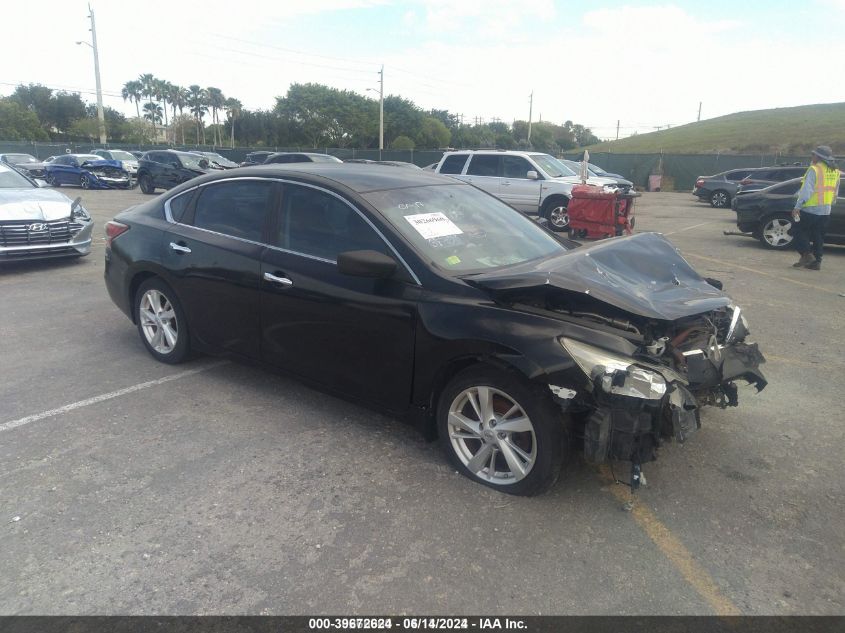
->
[[154, 79, 170, 130], [121, 80, 143, 119], [206, 87, 225, 146], [167, 84, 187, 145], [224, 97, 242, 149], [143, 102, 163, 125], [187, 85, 208, 145], [138, 73, 157, 140]]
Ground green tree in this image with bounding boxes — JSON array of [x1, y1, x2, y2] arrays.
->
[[276, 83, 374, 148], [224, 97, 242, 148], [383, 95, 423, 147], [391, 135, 415, 150], [187, 85, 208, 144], [206, 87, 225, 146], [416, 116, 451, 148], [138, 73, 158, 139], [121, 80, 143, 119], [143, 102, 163, 125], [0, 98, 48, 140]]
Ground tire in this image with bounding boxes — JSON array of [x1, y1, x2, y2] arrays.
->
[[710, 190, 730, 208], [756, 214, 794, 250], [437, 365, 565, 496], [134, 278, 191, 364], [542, 197, 570, 232], [80, 173, 92, 189], [138, 174, 156, 194]]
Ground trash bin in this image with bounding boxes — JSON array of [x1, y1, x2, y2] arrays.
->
[[568, 184, 637, 240]]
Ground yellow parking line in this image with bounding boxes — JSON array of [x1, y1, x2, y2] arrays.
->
[[684, 252, 840, 295], [599, 465, 742, 615]]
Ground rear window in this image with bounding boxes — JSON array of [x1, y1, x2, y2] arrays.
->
[[466, 155, 500, 177], [439, 154, 469, 175]]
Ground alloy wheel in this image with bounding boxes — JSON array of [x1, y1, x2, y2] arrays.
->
[[447, 386, 537, 485], [549, 206, 570, 229], [710, 191, 728, 208], [761, 217, 793, 248], [80, 174, 91, 189], [139, 289, 179, 354]]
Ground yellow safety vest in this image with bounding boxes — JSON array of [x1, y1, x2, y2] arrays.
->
[[801, 163, 840, 207]]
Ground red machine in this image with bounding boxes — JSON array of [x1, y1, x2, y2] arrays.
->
[[567, 184, 637, 240]]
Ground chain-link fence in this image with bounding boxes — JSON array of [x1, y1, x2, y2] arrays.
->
[[1, 140, 808, 191]]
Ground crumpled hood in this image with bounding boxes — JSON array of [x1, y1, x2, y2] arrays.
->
[[0, 187, 76, 221], [81, 159, 124, 170], [464, 232, 730, 321]]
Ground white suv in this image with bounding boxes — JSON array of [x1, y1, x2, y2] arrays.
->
[[434, 150, 619, 231]]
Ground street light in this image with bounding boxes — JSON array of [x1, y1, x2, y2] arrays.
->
[[77, 4, 106, 144], [366, 65, 384, 158]]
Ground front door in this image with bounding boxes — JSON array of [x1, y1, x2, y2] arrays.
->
[[462, 154, 501, 199], [260, 182, 418, 411], [162, 179, 277, 359], [500, 155, 543, 213]]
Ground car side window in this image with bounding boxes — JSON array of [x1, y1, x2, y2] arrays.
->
[[725, 171, 749, 181], [503, 156, 534, 179], [773, 181, 802, 196], [191, 181, 273, 243], [439, 155, 469, 174], [167, 155, 182, 168], [168, 190, 195, 223], [466, 155, 500, 177], [277, 184, 389, 262]]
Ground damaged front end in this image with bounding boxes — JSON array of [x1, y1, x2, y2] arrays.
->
[[466, 232, 767, 484], [81, 160, 132, 189]]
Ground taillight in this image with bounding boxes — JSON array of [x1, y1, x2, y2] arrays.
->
[[105, 221, 129, 247], [695, 178, 704, 188], [740, 178, 751, 184]]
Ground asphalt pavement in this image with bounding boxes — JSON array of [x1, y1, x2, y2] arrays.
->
[[1, 188, 843, 615]]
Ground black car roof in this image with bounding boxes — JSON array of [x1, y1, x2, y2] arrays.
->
[[172, 163, 460, 194]]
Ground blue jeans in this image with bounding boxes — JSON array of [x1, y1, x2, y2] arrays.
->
[[793, 211, 830, 261]]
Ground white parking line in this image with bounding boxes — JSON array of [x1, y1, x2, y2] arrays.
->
[[0, 361, 228, 434]]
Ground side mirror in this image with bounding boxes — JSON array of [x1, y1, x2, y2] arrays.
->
[[337, 250, 397, 278], [526, 170, 539, 180]]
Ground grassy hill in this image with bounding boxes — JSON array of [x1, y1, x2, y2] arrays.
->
[[586, 102, 845, 154]]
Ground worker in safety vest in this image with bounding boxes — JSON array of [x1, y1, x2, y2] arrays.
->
[[792, 145, 840, 270]]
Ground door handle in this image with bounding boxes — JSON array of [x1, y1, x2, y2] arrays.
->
[[501, 181, 511, 186], [263, 272, 293, 287], [169, 242, 191, 254]]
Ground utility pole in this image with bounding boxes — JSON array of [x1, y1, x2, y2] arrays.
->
[[378, 65, 384, 158], [697, 101, 702, 122], [77, 4, 106, 143], [527, 91, 533, 144], [616, 120, 620, 141]]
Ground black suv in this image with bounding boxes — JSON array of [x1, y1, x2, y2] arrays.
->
[[240, 151, 274, 167], [137, 150, 212, 194], [693, 166, 806, 208]]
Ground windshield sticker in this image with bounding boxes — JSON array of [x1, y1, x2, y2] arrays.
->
[[446, 255, 461, 266], [404, 212, 464, 240]]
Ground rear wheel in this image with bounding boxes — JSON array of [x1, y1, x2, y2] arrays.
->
[[437, 365, 565, 496], [138, 174, 156, 194], [756, 214, 794, 249], [710, 190, 730, 208], [542, 197, 570, 232], [135, 278, 191, 364]]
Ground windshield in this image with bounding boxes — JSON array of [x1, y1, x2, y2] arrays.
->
[[5, 154, 38, 164], [561, 159, 598, 177], [110, 151, 136, 161], [179, 154, 207, 169], [363, 184, 567, 273], [588, 163, 606, 174], [529, 154, 576, 178], [0, 164, 35, 188]]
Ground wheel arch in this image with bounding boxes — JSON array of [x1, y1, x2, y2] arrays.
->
[[127, 265, 182, 324], [541, 193, 570, 214]]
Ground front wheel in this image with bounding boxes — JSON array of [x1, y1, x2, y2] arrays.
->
[[756, 214, 794, 249], [138, 174, 156, 194], [80, 173, 92, 189], [710, 190, 730, 208], [135, 278, 191, 364], [543, 198, 570, 232], [437, 366, 565, 496]]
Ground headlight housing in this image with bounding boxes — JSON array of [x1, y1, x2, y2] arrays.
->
[[561, 337, 667, 400]]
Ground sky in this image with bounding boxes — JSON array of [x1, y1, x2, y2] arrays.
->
[[2, 0, 844, 140]]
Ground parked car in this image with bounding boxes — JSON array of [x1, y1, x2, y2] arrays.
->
[[129, 151, 145, 160], [588, 162, 626, 180], [136, 150, 212, 194], [191, 151, 239, 169], [559, 159, 633, 190], [0, 162, 94, 261], [104, 164, 766, 496], [345, 159, 421, 169], [693, 166, 806, 208], [92, 149, 140, 180], [0, 153, 50, 180], [435, 150, 624, 232], [731, 177, 845, 249], [240, 151, 274, 167], [45, 154, 132, 189], [44, 156, 58, 163], [263, 152, 343, 165]]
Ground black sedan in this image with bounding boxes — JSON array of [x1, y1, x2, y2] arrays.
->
[[104, 165, 766, 496], [136, 150, 212, 194], [731, 178, 845, 249]]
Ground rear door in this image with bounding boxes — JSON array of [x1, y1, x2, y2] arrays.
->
[[463, 154, 502, 198], [162, 178, 277, 359], [500, 155, 542, 213], [259, 181, 418, 411]]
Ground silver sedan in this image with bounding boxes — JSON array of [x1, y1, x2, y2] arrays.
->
[[0, 163, 94, 262]]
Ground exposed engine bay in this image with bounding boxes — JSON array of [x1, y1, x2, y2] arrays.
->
[[81, 160, 132, 189]]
